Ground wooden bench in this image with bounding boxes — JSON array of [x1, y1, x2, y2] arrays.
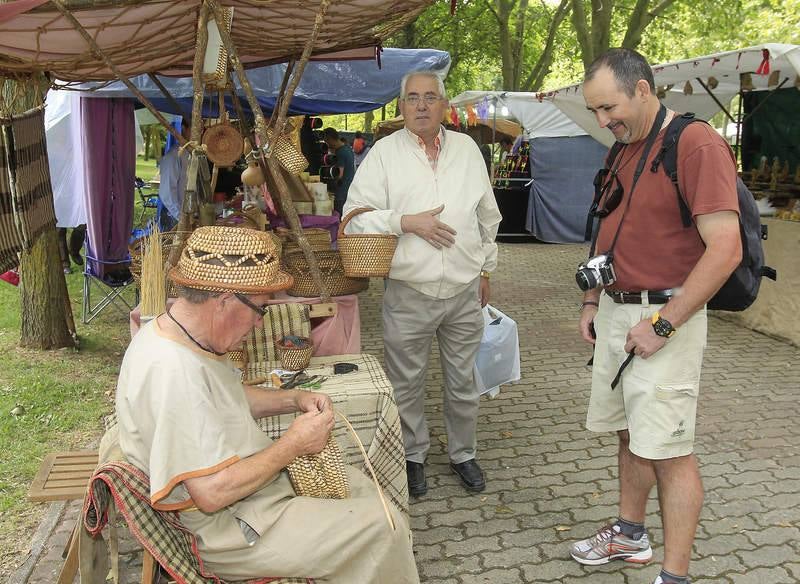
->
[[29, 451, 98, 584]]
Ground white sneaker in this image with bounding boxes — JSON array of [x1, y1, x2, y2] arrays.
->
[[653, 577, 691, 584], [570, 523, 653, 565]]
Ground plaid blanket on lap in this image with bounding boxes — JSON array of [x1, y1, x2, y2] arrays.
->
[[83, 461, 311, 584]]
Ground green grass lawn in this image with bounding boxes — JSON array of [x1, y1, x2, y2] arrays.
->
[[0, 155, 158, 574]]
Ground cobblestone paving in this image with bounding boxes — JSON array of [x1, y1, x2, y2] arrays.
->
[[19, 241, 800, 584]]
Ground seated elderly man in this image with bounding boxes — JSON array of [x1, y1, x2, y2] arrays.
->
[[115, 226, 419, 583]]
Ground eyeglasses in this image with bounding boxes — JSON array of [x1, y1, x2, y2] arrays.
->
[[234, 293, 267, 317], [402, 94, 443, 106]]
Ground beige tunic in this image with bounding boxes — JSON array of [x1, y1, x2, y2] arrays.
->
[[116, 319, 419, 583]]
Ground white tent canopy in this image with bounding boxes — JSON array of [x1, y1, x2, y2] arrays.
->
[[449, 90, 588, 140], [546, 43, 800, 146]]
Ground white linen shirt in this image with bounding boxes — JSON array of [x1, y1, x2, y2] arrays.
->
[[343, 127, 501, 299]]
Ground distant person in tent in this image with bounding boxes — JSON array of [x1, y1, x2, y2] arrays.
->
[[323, 127, 355, 217], [343, 71, 502, 499], [353, 130, 371, 168], [158, 118, 191, 230], [499, 137, 513, 163]]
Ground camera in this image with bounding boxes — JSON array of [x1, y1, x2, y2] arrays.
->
[[575, 254, 616, 291], [319, 165, 342, 184]]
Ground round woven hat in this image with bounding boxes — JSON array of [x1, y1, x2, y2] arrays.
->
[[202, 123, 244, 167], [169, 226, 293, 294]]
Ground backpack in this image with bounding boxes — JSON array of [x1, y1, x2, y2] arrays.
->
[[649, 113, 776, 311]]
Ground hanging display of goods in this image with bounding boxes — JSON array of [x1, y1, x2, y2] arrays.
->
[[337, 207, 398, 277], [202, 114, 244, 167], [283, 250, 368, 297]]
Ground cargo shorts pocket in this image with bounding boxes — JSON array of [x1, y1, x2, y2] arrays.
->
[[653, 383, 698, 444]]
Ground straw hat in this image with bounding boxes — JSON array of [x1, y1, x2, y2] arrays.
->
[[169, 226, 293, 294]]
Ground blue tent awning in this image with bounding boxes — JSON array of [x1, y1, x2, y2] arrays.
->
[[70, 48, 450, 117]]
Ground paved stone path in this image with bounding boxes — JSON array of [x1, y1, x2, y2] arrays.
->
[[16, 241, 800, 584]]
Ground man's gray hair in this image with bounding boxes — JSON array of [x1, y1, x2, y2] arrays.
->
[[400, 72, 447, 99], [584, 48, 656, 97], [175, 285, 223, 304]]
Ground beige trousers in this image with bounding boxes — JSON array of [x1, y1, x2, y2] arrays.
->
[[383, 278, 484, 464]]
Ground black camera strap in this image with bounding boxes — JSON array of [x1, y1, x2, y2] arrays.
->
[[588, 105, 667, 259]]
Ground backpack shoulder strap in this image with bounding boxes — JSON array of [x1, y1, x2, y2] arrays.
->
[[650, 112, 704, 228]]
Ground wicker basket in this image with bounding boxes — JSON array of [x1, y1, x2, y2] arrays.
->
[[286, 433, 350, 498], [276, 337, 314, 371], [283, 250, 368, 297], [338, 207, 398, 277], [275, 227, 332, 257], [129, 230, 191, 297]]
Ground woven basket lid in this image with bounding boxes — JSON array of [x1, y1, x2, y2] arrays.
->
[[202, 123, 244, 167], [169, 226, 293, 294]]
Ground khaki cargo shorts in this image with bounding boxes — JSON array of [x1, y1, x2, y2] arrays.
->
[[586, 292, 707, 460]]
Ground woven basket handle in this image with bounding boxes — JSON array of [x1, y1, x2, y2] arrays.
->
[[338, 207, 376, 239], [335, 409, 396, 531]]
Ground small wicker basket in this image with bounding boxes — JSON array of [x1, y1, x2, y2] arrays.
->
[[276, 337, 314, 371], [338, 207, 398, 277]]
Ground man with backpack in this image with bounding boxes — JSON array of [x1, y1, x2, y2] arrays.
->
[[570, 48, 743, 584]]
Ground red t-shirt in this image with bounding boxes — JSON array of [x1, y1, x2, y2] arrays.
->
[[594, 121, 739, 292]]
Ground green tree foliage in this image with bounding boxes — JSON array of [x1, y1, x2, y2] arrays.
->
[[388, 0, 799, 94]]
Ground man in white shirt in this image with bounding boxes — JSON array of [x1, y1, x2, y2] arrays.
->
[[343, 72, 502, 497]]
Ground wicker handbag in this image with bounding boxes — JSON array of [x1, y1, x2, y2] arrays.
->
[[286, 434, 350, 499], [285, 411, 396, 530], [338, 207, 398, 278], [283, 250, 368, 297]]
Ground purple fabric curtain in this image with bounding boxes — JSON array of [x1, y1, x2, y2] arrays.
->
[[81, 97, 135, 278]]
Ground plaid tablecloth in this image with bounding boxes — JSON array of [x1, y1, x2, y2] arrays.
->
[[254, 353, 408, 514]]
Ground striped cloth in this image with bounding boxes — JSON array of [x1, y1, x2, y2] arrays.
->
[[83, 461, 312, 584], [253, 353, 409, 514], [0, 106, 57, 272]]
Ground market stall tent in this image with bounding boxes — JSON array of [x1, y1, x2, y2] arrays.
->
[[70, 48, 451, 116], [546, 43, 800, 148], [449, 91, 606, 243]]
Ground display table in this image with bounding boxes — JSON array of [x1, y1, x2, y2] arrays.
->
[[129, 292, 361, 355], [253, 353, 408, 514], [720, 218, 800, 346], [493, 179, 531, 236]]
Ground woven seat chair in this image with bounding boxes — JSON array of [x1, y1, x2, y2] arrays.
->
[[83, 460, 311, 584]]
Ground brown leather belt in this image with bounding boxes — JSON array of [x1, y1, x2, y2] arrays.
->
[[606, 289, 674, 305]]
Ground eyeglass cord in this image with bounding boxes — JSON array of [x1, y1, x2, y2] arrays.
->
[[166, 308, 227, 356]]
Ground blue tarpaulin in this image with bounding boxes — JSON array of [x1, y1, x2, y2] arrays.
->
[[72, 48, 450, 116]]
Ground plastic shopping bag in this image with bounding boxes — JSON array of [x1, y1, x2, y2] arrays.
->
[[473, 304, 521, 398]]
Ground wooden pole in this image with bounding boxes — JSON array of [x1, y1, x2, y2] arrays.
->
[[51, 1, 185, 147], [207, 0, 333, 301], [168, 3, 211, 266]]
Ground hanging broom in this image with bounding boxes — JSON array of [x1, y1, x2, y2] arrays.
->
[[139, 225, 166, 322]]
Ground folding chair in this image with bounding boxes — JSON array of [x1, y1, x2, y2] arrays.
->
[[82, 238, 139, 324], [135, 176, 160, 226]]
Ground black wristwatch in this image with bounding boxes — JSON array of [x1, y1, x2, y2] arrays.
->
[[651, 311, 676, 338]]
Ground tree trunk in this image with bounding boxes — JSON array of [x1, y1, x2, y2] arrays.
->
[[363, 110, 374, 134], [0, 75, 75, 349], [19, 229, 76, 349]]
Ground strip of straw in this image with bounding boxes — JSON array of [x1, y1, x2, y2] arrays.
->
[[140, 225, 166, 317]]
